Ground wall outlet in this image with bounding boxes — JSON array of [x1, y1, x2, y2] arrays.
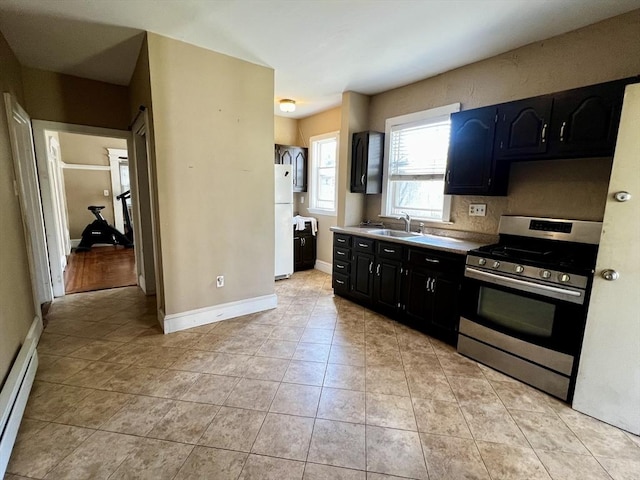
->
[[103, 189, 110, 197], [469, 204, 487, 216], [300, 196, 304, 204], [216, 275, 224, 288]]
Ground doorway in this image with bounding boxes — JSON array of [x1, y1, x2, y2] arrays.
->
[[32, 121, 155, 298]]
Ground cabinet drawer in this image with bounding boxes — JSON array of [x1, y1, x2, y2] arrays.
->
[[334, 233, 352, 247], [333, 247, 351, 261], [407, 248, 463, 273], [353, 236, 375, 252], [333, 259, 350, 274], [332, 273, 350, 294], [376, 241, 403, 260]]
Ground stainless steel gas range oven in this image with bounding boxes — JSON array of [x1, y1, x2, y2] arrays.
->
[[457, 216, 602, 402]]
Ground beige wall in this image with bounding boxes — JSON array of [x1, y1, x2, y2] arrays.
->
[[274, 115, 298, 145], [21, 67, 130, 130], [147, 33, 275, 315], [295, 107, 341, 265], [0, 31, 36, 385], [366, 10, 640, 235], [58, 132, 127, 238], [58, 131, 126, 165]]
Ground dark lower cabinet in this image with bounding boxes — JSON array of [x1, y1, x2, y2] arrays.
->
[[374, 258, 403, 314], [294, 224, 316, 271], [332, 232, 464, 345], [351, 251, 375, 302], [404, 248, 464, 341]]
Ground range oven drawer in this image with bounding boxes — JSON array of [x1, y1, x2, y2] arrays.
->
[[459, 317, 574, 375], [457, 333, 571, 401]]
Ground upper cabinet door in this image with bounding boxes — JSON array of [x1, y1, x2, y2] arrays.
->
[[445, 107, 499, 195], [495, 97, 553, 159], [291, 147, 307, 193], [351, 131, 383, 194], [549, 82, 626, 158]]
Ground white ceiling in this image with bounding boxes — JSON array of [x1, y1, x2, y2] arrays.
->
[[1, 0, 639, 118]]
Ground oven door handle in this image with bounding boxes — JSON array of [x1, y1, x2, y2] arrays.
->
[[465, 267, 585, 305]]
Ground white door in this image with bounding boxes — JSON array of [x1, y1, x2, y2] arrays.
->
[[573, 84, 640, 434], [4, 93, 52, 305], [32, 130, 68, 297]]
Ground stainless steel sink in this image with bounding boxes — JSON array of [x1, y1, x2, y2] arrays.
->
[[367, 229, 422, 238]]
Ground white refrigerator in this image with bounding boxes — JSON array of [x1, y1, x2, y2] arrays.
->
[[274, 164, 293, 279]]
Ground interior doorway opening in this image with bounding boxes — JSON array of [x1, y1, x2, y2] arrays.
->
[[32, 121, 156, 300]]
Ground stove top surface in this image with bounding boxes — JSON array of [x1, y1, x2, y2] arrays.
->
[[471, 235, 599, 274]]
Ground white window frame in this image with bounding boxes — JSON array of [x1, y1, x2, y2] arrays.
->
[[381, 103, 460, 223], [308, 131, 339, 216]]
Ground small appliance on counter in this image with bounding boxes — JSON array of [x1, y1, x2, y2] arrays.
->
[[457, 216, 602, 402], [274, 165, 293, 279]]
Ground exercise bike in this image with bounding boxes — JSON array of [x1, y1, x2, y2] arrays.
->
[[76, 192, 134, 251]]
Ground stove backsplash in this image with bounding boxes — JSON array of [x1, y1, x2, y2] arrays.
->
[[365, 156, 613, 237]]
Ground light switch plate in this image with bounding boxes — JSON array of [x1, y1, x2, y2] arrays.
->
[[469, 204, 487, 216]]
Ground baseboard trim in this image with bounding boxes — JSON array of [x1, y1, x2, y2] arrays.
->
[[314, 260, 332, 275], [162, 294, 278, 334], [70, 238, 81, 248], [0, 316, 42, 477]]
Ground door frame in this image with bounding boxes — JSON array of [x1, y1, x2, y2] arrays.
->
[[130, 110, 160, 299], [31, 121, 135, 297], [3, 93, 52, 307]]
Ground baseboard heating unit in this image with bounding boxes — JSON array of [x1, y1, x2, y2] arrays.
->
[[0, 318, 41, 477]]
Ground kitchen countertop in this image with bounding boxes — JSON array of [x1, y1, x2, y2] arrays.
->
[[330, 226, 494, 255]]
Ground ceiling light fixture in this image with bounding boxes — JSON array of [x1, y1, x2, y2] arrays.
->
[[279, 99, 296, 113]]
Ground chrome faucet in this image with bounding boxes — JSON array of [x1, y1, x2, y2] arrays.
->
[[399, 212, 411, 232]]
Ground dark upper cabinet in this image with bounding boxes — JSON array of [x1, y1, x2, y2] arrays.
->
[[445, 107, 509, 196], [495, 97, 553, 159], [444, 77, 637, 195], [351, 131, 384, 194], [549, 81, 627, 158], [275, 144, 307, 192]]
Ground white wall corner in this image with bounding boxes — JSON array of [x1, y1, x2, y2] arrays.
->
[[162, 294, 278, 334], [314, 260, 332, 275]]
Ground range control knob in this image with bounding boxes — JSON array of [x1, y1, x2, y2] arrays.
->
[[492, 261, 501, 269], [558, 273, 571, 283], [515, 265, 524, 274], [478, 258, 487, 266], [540, 270, 552, 279]]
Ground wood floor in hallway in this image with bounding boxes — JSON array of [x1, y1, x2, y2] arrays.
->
[[64, 246, 136, 294]]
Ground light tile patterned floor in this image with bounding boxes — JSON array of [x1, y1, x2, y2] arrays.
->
[[6, 270, 640, 479]]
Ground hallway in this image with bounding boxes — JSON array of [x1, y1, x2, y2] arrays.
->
[[6, 271, 640, 479]]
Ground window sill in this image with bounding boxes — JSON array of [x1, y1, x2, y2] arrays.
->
[[308, 208, 336, 217]]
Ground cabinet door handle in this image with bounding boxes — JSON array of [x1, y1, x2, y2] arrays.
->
[[376, 264, 381, 276], [541, 123, 547, 143], [358, 243, 369, 248], [424, 258, 440, 264], [445, 170, 451, 184], [369, 262, 373, 274], [426, 278, 432, 292], [560, 121, 566, 142], [431, 278, 437, 292], [301, 237, 305, 246], [361, 174, 365, 185], [383, 248, 395, 253]]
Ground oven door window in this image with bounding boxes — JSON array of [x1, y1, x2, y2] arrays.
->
[[478, 286, 555, 337]]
